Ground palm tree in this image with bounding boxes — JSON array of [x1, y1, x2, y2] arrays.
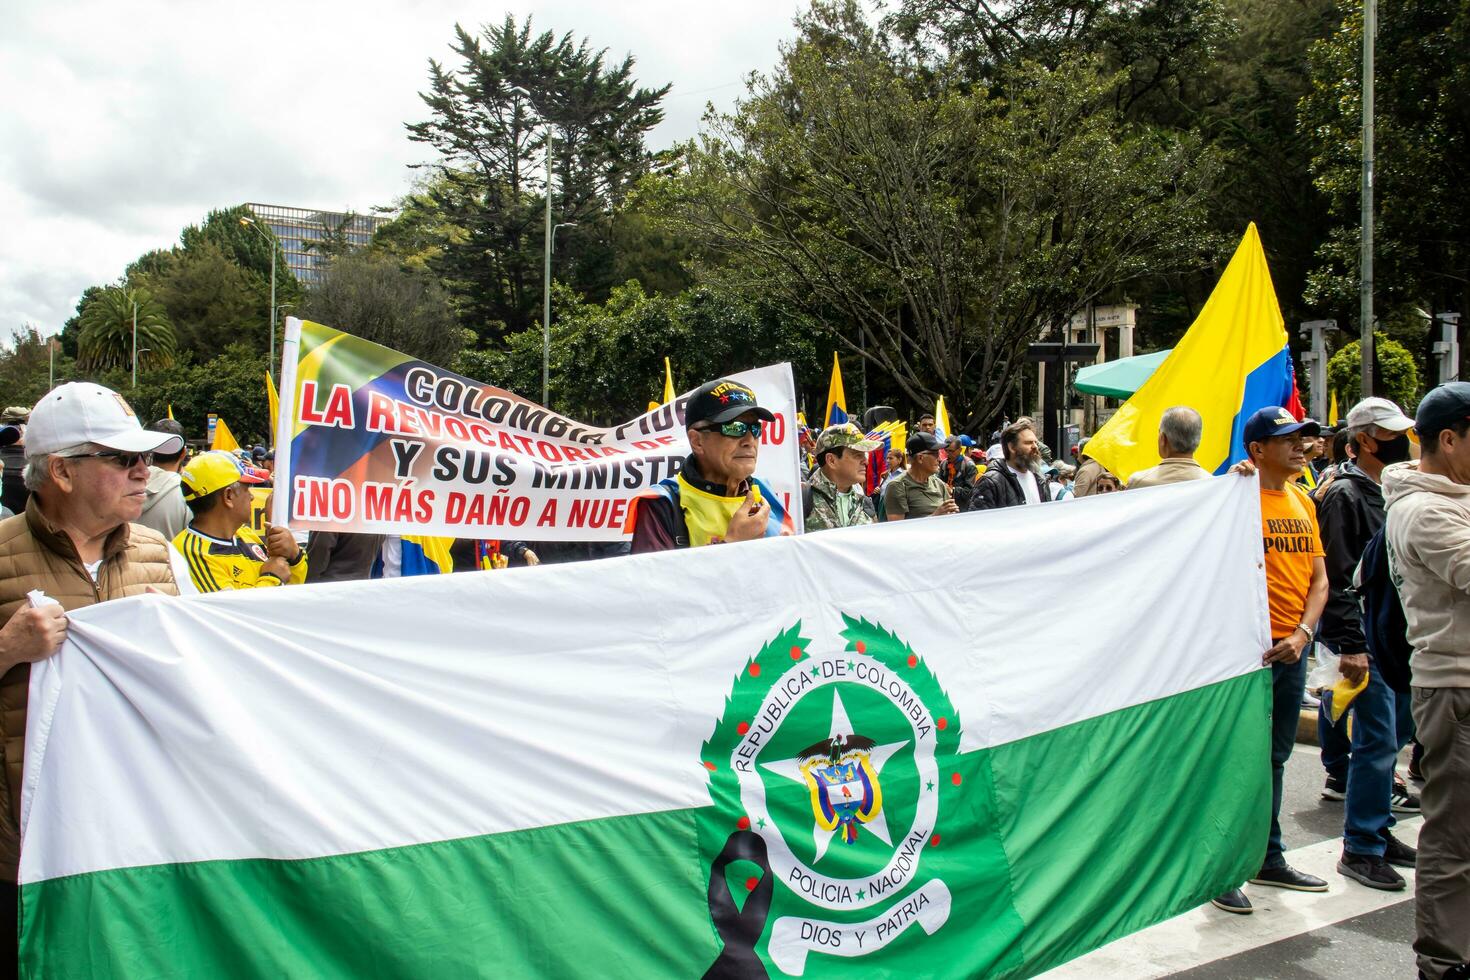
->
[[76, 285, 177, 372]]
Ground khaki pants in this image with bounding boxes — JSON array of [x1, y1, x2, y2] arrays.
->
[[1411, 686, 1470, 980]]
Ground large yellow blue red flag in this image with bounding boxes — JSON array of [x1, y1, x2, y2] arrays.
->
[[824, 352, 848, 426], [935, 396, 952, 441], [1084, 224, 1298, 482]]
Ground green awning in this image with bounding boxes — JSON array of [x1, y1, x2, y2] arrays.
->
[[1073, 349, 1172, 399]]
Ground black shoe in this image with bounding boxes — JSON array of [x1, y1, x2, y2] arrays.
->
[[1426, 965, 1470, 980], [1383, 831, 1417, 869], [1338, 850, 1406, 891], [1408, 754, 1425, 784], [1321, 775, 1347, 801], [1210, 888, 1253, 914], [1392, 775, 1422, 813], [1250, 864, 1329, 892]]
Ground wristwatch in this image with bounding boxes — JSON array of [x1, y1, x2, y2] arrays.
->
[[1294, 622, 1315, 641]]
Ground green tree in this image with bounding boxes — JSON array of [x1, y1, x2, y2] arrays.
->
[[1300, 0, 1470, 371], [180, 205, 301, 299], [404, 16, 670, 339], [120, 345, 274, 444], [76, 285, 177, 373], [473, 281, 820, 425], [1327, 333, 1420, 409], [137, 241, 265, 361], [0, 328, 72, 408], [653, 1, 1218, 428], [298, 251, 470, 365]]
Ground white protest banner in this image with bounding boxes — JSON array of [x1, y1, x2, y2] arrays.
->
[[270, 317, 802, 539]]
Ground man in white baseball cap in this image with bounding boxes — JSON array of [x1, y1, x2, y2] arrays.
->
[[0, 383, 189, 963], [1317, 395, 1420, 894]]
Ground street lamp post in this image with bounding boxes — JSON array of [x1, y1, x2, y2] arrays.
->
[[132, 300, 138, 388], [1359, 0, 1376, 399], [509, 85, 566, 409], [240, 216, 279, 380]]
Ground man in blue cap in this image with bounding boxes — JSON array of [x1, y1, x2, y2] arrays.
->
[[1212, 406, 1330, 915]]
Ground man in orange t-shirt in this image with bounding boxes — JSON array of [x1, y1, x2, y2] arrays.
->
[[1212, 406, 1331, 916]]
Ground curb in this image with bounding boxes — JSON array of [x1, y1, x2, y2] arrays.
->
[[1296, 706, 1319, 746]]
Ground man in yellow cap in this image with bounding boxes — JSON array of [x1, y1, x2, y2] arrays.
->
[[173, 451, 307, 591]]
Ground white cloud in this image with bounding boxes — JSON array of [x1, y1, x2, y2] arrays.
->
[[0, 0, 805, 339]]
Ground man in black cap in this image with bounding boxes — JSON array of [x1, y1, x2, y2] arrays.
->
[[1383, 382, 1470, 980], [628, 378, 794, 553], [883, 431, 958, 521]]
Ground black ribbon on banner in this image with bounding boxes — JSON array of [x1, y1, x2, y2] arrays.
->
[[702, 830, 773, 979]]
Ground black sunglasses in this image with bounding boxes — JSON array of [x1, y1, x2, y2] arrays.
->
[[66, 450, 153, 469]]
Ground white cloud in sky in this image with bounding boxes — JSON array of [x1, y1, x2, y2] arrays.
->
[[0, 0, 806, 339]]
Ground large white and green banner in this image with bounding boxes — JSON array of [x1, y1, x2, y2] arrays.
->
[[20, 476, 1272, 978]]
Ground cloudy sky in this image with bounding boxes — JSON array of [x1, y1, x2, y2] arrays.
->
[[0, 0, 808, 340]]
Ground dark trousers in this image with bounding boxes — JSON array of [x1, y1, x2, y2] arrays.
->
[[1265, 653, 1308, 870], [1318, 694, 1352, 781], [1344, 663, 1413, 856], [1411, 687, 1470, 980], [1317, 657, 1414, 856]]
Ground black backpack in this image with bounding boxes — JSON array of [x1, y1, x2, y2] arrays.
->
[[1351, 527, 1414, 693]]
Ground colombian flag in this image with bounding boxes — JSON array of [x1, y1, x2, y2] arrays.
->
[[824, 352, 848, 426], [1084, 224, 1301, 482]]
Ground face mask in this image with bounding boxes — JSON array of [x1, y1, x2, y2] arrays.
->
[[1370, 435, 1411, 464]]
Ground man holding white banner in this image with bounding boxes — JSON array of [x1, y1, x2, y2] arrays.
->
[[629, 377, 795, 552]]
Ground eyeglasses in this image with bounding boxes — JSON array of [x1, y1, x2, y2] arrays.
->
[[697, 420, 764, 439], [65, 450, 153, 469]]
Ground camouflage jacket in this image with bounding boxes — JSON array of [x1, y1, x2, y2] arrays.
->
[[804, 470, 877, 532]]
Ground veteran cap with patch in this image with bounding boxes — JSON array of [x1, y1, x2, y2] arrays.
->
[[685, 378, 776, 428]]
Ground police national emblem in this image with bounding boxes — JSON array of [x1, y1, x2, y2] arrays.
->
[[701, 616, 962, 977]]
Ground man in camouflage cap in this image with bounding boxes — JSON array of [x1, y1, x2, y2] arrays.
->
[[804, 422, 881, 532]]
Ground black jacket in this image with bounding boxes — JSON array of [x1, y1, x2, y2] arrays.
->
[[1316, 462, 1385, 654], [970, 461, 1054, 510], [941, 455, 979, 510]]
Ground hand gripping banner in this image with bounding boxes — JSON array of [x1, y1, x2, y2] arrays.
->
[[271, 318, 803, 540]]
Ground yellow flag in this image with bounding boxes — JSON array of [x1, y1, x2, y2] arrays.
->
[[1084, 225, 1292, 482], [211, 417, 240, 452], [823, 353, 848, 426], [1328, 389, 1339, 426], [935, 396, 951, 441], [662, 357, 676, 405], [166, 404, 175, 421], [266, 373, 280, 445]]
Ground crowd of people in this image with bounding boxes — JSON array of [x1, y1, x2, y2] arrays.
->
[[0, 373, 1463, 979]]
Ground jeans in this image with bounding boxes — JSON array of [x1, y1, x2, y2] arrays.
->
[[1318, 692, 1352, 782], [1266, 653, 1308, 870], [1343, 661, 1414, 856]]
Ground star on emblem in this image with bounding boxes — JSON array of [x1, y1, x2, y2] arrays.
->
[[761, 689, 908, 863]]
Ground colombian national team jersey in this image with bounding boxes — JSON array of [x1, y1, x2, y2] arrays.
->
[[172, 525, 309, 592]]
